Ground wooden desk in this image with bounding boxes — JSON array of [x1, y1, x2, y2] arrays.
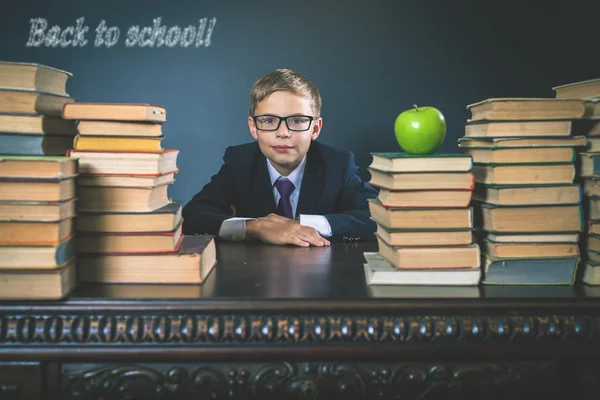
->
[[1, 241, 600, 399]]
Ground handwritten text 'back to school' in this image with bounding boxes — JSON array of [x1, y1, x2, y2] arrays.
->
[[25, 17, 217, 48]]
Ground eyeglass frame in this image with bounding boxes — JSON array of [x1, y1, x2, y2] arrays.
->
[[251, 114, 318, 132]]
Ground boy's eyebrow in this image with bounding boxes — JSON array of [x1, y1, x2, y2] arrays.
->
[[255, 113, 311, 117]]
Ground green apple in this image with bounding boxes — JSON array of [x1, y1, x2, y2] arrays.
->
[[394, 105, 446, 154]]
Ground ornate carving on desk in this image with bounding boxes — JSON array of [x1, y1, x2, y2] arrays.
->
[[251, 362, 368, 400], [64, 366, 192, 399], [61, 362, 556, 400], [387, 363, 556, 400], [0, 313, 597, 346], [63, 365, 249, 399]]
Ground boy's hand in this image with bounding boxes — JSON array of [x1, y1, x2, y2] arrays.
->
[[246, 214, 331, 247]]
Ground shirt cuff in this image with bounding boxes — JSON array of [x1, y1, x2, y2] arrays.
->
[[299, 214, 333, 237], [219, 217, 255, 241]]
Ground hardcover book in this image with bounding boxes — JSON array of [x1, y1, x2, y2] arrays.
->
[[369, 153, 472, 173], [0, 133, 74, 156], [77, 234, 216, 284], [483, 256, 579, 285], [368, 199, 473, 230], [62, 103, 166, 122], [0, 156, 76, 179], [467, 98, 587, 121], [0, 88, 74, 116], [0, 61, 71, 96], [0, 258, 76, 299], [363, 252, 481, 286]]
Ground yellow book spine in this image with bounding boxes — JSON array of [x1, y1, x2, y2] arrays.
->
[[73, 135, 163, 152]]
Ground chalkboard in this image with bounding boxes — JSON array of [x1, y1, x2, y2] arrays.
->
[[1, 0, 599, 204]]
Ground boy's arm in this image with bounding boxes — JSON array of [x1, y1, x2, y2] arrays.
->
[[322, 152, 379, 242], [182, 147, 237, 236]]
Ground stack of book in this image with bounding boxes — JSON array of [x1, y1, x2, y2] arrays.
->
[[63, 103, 216, 284], [460, 97, 591, 285], [364, 153, 481, 286], [0, 61, 78, 299], [552, 79, 600, 284]]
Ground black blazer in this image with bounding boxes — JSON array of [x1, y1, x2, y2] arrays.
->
[[182, 141, 378, 242]]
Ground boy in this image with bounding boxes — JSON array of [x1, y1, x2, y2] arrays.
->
[[182, 69, 378, 246]]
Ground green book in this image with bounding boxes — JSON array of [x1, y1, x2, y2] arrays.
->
[[369, 152, 472, 172]]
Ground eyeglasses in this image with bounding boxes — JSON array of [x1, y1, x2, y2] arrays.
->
[[252, 114, 316, 132]]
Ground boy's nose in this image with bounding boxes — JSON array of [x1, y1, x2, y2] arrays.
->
[[275, 123, 291, 138]]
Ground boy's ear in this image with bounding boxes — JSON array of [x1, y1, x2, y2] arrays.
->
[[248, 116, 259, 140], [311, 117, 323, 140]]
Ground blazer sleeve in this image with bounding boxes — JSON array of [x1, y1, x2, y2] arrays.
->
[[322, 151, 378, 242], [182, 147, 236, 235]]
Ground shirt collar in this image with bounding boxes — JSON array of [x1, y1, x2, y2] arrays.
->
[[266, 155, 307, 189]]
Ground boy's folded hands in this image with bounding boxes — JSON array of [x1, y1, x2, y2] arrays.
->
[[246, 214, 331, 248]]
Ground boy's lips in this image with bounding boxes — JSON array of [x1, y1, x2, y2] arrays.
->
[[272, 145, 293, 152]]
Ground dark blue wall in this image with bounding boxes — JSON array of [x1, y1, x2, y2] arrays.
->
[[1, 0, 598, 204]]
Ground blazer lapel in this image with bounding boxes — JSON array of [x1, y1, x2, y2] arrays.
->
[[296, 148, 324, 217], [250, 156, 277, 216]]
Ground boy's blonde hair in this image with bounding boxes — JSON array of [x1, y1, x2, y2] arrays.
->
[[249, 69, 322, 117]]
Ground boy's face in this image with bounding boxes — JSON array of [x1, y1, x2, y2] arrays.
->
[[248, 90, 322, 176]]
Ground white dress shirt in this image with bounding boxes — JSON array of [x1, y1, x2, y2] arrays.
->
[[218, 156, 333, 240]]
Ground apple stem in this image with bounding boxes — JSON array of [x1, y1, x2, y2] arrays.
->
[[413, 104, 419, 111]]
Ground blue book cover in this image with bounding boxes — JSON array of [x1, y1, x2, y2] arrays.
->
[[0, 133, 73, 156], [483, 256, 579, 285]]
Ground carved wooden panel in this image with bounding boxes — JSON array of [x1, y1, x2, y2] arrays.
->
[[0, 362, 41, 400], [0, 313, 597, 346], [61, 361, 560, 400]]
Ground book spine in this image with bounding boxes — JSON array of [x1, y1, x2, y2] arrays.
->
[[56, 236, 75, 265], [594, 155, 600, 175], [567, 120, 573, 136], [0, 134, 45, 155]]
